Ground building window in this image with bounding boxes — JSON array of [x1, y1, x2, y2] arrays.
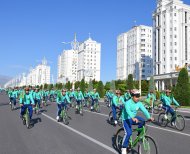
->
[[170, 57, 172, 60], [175, 57, 177, 60]]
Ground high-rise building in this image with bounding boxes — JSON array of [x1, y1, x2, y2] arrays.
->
[[153, 0, 190, 75], [58, 35, 101, 83], [4, 58, 50, 87], [117, 25, 153, 80], [57, 49, 78, 83], [78, 37, 101, 82]]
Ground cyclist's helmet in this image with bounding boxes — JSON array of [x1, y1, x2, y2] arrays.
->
[[130, 89, 140, 97]]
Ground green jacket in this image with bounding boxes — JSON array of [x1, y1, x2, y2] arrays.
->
[[122, 99, 150, 120]]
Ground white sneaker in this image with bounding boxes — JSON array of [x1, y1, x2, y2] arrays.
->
[[121, 148, 127, 154], [114, 120, 118, 125], [91, 106, 93, 110], [171, 122, 176, 126], [9, 102, 11, 105], [164, 114, 168, 120], [76, 105, 78, 109], [56, 116, 59, 121]]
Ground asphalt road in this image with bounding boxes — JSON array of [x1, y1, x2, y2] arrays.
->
[[0, 92, 190, 154]]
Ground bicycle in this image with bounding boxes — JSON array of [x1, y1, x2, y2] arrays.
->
[[93, 99, 101, 113], [58, 104, 69, 125], [158, 107, 185, 131], [22, 107, 30, 129], [75, 101, 83, 116], [144, 101, 163, 114], [10, 99, 15, 111], [34, 101, 40, 115], [115, 120, 158, 154], [108, 107, 123, 127], [42, 97, 47, 107]]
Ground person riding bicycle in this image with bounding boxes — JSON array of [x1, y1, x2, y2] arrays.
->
[[56, 89, 71, 121], [111, 90, 125, 125], [33, 88, 41, 111], [20, 87, 35, 120], [121, 89, 154, 154], [145, 90, 156, 109], [90, 88, 100, 110], [9, 88, 18, 109], [161, 89, 180, 126], [74, 87, 84, 110], [124, 90, 131, 102]]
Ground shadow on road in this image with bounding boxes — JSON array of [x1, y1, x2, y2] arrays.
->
[[184, 116, 190, 119], [30, 117, 42, 128], [0, 103, 9, 106]]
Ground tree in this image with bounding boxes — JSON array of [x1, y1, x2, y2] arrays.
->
[[43, 83, 48, 90], [80, 78, 86, 93], [174, 68, 190, 106], [97, 81, 104, 98], [110, 80, 116, 93], [65, 81, 72, 90], [48, 84, 53, 90], [75, 81, 80, 89], [88, 79, 93, 91], [127, 74, 134, 90], [104, 82, 110, 91], [148, 76, 155, 92]]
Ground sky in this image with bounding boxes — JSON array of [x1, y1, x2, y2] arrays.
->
[[0, 0, 190, 83]]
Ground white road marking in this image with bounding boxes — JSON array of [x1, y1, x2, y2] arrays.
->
[[42, 113, 117, 154]]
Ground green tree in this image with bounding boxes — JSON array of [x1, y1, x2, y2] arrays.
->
[[97, 81, 104, 98], [174, 68, 190, 106], [88, 79, 93, 91], [65, 81, 72, 90], [104, 82, 110, 91], [127, 74, 134, 90], [80, 78, 86, 93], [110, 80, 116, 93], [48, 84, 53, 90], [148, 76, 155, 92], [43, 83, 48, 90], [75, 81, 80, 89]]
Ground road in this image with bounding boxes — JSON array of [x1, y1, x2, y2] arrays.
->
[[0, 92, 190, 154]]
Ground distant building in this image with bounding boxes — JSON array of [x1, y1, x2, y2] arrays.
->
[[58, 35, 101, 83], [117, 25, 153, 80], [4, 58, 50, 87], [77, 37, 101, 82], [152, 0, 190, 90]]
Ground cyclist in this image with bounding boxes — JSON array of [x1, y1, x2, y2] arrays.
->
[[90, 88, 100, 110], [56, 89, 70, 121], [33, 88, 41, 111], [124, 90, 131, 102], [20, 87, 35, 120], [74, 87, 84, 111], [121, 89, 154, 154], [10, 88, 18, 109], [145, 90, 156, 109], [161, 89, 180, 126], [111, 90, 125, 125]]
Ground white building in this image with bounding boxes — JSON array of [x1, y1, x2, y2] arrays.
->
[[57, 49, 78, 83], [117, 25, 153, 80], [4, 58, 50, 88], [78, 37, 101, 82], [153, 0, 190, 75], [58, 35, 101, 83]]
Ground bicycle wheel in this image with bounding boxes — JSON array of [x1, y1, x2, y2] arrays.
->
[[175, 115, 185, 131], [158, 112, 168, 127], [63, 111, 69, 125], [108, 111, 114, 124], [25, 110, 30, 129], [153, 106, 159, 114], [115, 128, 124, 152], [138, 136, 158, 154]]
